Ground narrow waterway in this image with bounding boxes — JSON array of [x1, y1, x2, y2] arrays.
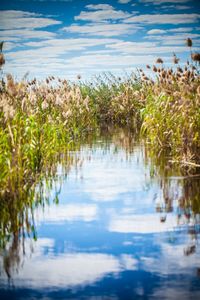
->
[[0, 128, 200, 300]]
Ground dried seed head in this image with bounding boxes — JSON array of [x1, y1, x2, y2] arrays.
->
[[77, 74, 81, 80], [0, 41, 4, 52], [146, 64, 151, 69], [156, 58, 163, 64], [173, 54, 179, 64], [186, 38, 192, 47], [0, 53, 5, 67], [177, 67, 183, 73], [168, 69, 172, 76], [161, 72, 166, 79], [191, 52, 200, 63], [153, 65, 157, 72]]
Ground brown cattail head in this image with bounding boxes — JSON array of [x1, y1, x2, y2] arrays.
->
[[146, 64, 151, 69], [191, 52, 200, 63], [173, 54, 180, 64], [177, 67, 183, 73], [0, 41, 4, 53], [168, 69, 172, 76], [186, 38, 192, 47], [153, 65, 157, 72], [0, 53, 5, 67], [156, 58, 163, 64]]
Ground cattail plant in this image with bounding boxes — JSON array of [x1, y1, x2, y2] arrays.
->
[[173, 53, 180, 64], [0, 41, 5, 84], [156, 58, 164, 64], [191, 53, 200, 65]]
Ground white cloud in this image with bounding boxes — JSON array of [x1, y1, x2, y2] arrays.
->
[[160, 4, 192, 10], [152, 285, 200, 300], [63, 22, 140, 37], [144, 33, 200, 46], [86, 4, 114, 10], [169, 27, 193, 32], [124, 13, 200, 24], [4, 252, 121, 287], [0, 29, 56, 43], [75, 4, 131, 22], [147, 29, 167, 34], [109, 213, 177, 233], [0, 10, 61, 30], [140, 0, 190, 5], [36, 204, 98, 223], [142, 242, 200, 276], [0, 238, 138, 288], [79, 153, 147, 201], [106, 41, 188, 54], [118, 0, 132, 3], [147, 27, 194, 35]]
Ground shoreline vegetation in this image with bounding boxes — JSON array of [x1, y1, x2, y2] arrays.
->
[[0, 38, 200, 202]]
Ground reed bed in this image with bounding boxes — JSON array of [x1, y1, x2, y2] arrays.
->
[[0, 38, 200, 201], [0, 74, 97, 199]]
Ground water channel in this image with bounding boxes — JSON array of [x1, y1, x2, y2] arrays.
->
[[0, 128, 200, 299]]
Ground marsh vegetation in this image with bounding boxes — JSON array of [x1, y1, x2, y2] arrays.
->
[[0, 38, 200, 256]]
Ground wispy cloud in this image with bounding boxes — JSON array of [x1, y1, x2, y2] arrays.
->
[[75, 4, 132, 22], [124, 13, 200, 24], [145, 33, 200, 46], [63, 22, 140, 37], [106, 40, 188, 54], [159, 5, 192, 10], [147, 29, 166, 34], [0, 10, 61, 30], [147, 27, 194, 34], [0, 29, 56, 42], [118, 0, 132, 3], [139, 0, 191, 5]]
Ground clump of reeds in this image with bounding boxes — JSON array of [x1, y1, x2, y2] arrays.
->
[[140, 38, 200, 163]]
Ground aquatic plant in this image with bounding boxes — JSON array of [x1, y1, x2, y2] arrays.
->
[[140, 38, 200, 163]]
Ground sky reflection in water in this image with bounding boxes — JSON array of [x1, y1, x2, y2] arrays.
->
[[0, 133, 200, 299]]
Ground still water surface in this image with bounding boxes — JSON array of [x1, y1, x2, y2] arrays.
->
[[0, 129, 200, 299]]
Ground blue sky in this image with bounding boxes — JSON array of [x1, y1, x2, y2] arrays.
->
[[0, 0, 200, 80]]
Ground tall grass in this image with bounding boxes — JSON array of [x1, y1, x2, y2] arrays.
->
[[140, 54, 200, 162], [0, 75, 97, 197]]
